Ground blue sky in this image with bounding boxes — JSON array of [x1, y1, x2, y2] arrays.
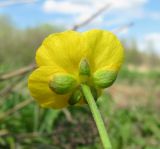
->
[[0, 0, 160, 52]]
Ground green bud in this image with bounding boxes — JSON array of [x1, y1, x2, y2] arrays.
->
[[49, 74, 76, 94], [68, 89, 82, 105], [79, 58, 91, 76], [93, 70, 117, 88]]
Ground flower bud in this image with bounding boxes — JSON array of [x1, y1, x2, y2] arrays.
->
[[68, 89, 82, 105], [93, 70, 117, 88], [79, 58, 91, 76], [49, 74, 76, 94]]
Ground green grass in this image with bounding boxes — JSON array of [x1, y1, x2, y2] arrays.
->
[[118, 66, 160, 81], [0, 67, 160, 149]]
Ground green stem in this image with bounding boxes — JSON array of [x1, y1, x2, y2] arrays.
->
[[81, 84, 112, 149]]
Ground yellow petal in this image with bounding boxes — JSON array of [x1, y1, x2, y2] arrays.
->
[[28, 66, 70, 109], [36, 45, 56, 66], [83, 29, 124, 72], [36, 31, 88, 75]]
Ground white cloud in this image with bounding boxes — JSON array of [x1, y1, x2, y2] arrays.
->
[[135, 11, 160, 21], [43, 0, 92, 14], [139, 33, 160, 52], [70, 0, 147, 9], [148, 11, 160, 20], [43, 0, 148, 14], [42, 0, 103, 28], [0, 0, 37, 7], [110, 0, 147, 10], [42, 0, 148, 31]]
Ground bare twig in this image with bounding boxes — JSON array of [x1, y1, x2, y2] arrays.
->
[[62, 109, 76, 124], [0, 129, 9, 136], [0, 3, 112, 122], [112, 22, 134, 33], [0, 77, 24, 97], [0, 99, 33, 121], [71, 3, 111, 30], [0, 21, 134, 82], [0, 63, 36, 81], [0, 4, 111, 81]]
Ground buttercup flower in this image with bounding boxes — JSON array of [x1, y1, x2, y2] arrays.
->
[[28, 29, 124, 109]]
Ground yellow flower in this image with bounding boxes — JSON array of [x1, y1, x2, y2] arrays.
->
[[28, 30, 124, 109]]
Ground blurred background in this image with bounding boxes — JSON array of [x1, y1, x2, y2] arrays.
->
[[0, 0, 160, 149]]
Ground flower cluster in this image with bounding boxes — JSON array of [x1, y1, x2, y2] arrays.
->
[[28, 30, 124, 109]]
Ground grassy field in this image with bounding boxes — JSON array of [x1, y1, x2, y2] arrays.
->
[[0, 16, 160, 149], [0, 66, 160, 149]]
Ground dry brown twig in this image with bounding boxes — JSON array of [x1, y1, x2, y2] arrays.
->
[[0, 129, 9, 136], [0, 3, 111, 81], [0, 4, 134, 121], [0, 77, 25, 97], [62, 109, 76, 124], [0, 76, 28, 107], [0, 99, 33, 121], [0, 22, 134, 82], [0, 4, 134, 82], [113, 22, 134, 33], [0, 3, 111, 121], [71, 3, 111, 30], [0, 63, 36, 81]]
